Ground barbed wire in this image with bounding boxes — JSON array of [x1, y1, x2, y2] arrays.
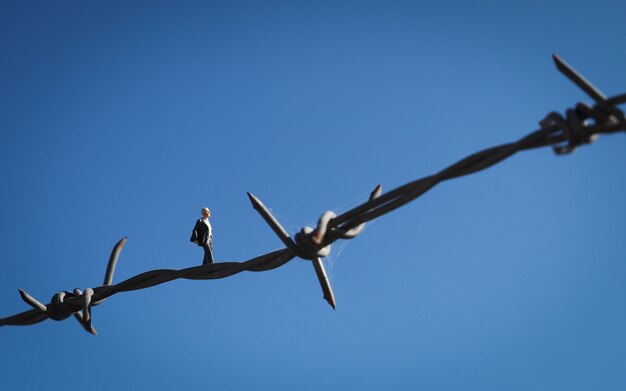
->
[[2, 54, 625, 335]]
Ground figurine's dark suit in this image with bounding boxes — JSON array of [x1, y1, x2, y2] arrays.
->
[[190, 219, 214, 265]]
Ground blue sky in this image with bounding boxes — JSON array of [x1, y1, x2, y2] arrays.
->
[[1, 1, 626, 390]]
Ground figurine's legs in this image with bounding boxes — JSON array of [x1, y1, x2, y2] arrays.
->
[[202, 242, 214, 265]]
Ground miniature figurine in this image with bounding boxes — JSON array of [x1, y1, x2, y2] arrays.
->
[[190, 207, 214, 265]]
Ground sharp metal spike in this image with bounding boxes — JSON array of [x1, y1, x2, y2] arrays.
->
[[73, 312, 97, 335], [247, 192, 299, 252], [370, 184, 382, 199], [83, 288, 93, 325], [312, 257, 336, 310], [17, 289, 47, 312], [553, 53, 606, 103], [104, 237, 127, 286]]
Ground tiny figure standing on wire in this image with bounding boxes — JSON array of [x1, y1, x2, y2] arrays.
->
[[190, 207, 214, 265]]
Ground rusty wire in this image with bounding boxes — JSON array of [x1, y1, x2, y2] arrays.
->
[[1, 54, 625, 335]]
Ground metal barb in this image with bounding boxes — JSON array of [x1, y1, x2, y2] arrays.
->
[[553, 53, 606, 103], [73, 312, 97, 335], [104, 237, 127, 286], [2, 55, 626, 334], [17, 289, 47, 312], [247, 192, 299, 253], [312, 257, 336, 310], [83, 288, 93, 325]]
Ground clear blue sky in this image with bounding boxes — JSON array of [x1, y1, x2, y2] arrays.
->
[[1, 1, 626, 390]]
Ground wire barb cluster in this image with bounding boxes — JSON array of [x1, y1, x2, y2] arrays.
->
[[542, 55, 626, 154], [1, 54, 625, 334]]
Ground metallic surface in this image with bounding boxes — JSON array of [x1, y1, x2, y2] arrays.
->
[[1, 55, 624, 334]]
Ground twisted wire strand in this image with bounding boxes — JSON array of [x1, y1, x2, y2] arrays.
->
[[1, 55, 625, 334]]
